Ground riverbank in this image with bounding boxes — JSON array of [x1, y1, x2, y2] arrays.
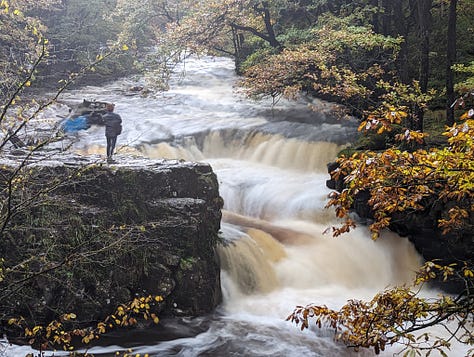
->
[[326, 159, 473, 294], [0, 153, 223, 346]]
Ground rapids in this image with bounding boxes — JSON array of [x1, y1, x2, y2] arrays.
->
[[3, 56, 467, 357]]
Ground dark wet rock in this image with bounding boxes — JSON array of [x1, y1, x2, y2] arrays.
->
[[326, 161, 344, 192], [326, 161, 473, 293], [0, 154, 223, 339]]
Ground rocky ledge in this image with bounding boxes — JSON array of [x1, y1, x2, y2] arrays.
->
[[0, 154, 223, 340]]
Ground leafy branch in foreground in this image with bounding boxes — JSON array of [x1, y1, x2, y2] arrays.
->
[[327, 97, 473, 239], [287, 261, 474, 356], [8, 295, 163, 353], [0, 1, 138, 353], [0, 0, 131, 236]]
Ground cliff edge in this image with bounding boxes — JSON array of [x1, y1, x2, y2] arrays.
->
[[0, 155, 223, 340]]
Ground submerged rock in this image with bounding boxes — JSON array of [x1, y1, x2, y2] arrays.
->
[[0, 154, 223, 340]]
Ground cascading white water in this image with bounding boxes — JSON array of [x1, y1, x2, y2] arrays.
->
[[4, 56, 468, 357]]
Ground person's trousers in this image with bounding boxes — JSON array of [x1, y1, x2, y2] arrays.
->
[[106, 136, 117, 157]]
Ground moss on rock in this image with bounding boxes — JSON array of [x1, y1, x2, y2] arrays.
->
[[0, 157, 223, 339]]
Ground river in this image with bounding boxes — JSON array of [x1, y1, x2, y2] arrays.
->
[[2, 56, 466, 357]]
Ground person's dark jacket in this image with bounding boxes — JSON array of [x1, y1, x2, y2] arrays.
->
[[103, 112, 122, 137]]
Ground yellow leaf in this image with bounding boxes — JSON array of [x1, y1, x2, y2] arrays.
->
[[122, 44, 129, 51], [460, 112, 469, 120]]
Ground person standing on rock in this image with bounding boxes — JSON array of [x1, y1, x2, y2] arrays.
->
[[102, 103, 122, 162]]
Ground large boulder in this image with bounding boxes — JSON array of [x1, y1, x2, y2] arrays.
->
[[0, 156, 223, 338]]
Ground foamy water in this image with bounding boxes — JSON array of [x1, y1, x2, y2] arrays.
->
[[4, 56, 469, 357]]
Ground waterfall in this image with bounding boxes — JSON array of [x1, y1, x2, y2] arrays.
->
[[6, 56, 469, 357]]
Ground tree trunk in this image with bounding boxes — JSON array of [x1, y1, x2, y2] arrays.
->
[[417, 0, 432, 93], [414, 0, 433, 132], [370, 0, 380, 33], [256, 1, 281, 49], [231, 1, 281, 50], [380, 0, 391, 35], [392, 0, 410, 84], [446, 0, 457, 126]]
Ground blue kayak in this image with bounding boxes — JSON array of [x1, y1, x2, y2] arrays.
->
[[61, 115, 91, 133]]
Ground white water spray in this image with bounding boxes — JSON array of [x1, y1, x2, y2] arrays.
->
[[6, 56, 468, 357]]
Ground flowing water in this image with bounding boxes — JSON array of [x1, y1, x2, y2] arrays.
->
[[3, 57, 466, 356]]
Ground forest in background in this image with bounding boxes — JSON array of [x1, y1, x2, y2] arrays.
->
[[3, 1, 474, 110], [1, 1, 473, 356]]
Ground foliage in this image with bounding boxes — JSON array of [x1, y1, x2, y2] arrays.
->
[[287, 261, 473, 356], [0, 0, 55, 101], [327, 90, 473, 238], [112, 0, 184, 47], [452, 61, 474, 94], [49, 1, 127, 82], [275, 26, 316, 45], [160, 0, 252, 53], [0, 3, 147, 354], [152, 0, 297, 66], [240, 13, 402, 109], [8, 295, 163, 352]]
